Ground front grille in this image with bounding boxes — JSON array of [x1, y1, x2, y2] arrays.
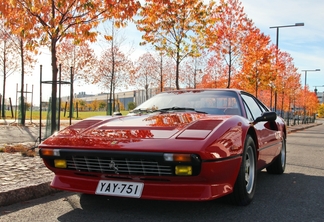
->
[[66, 156, 173, 176]]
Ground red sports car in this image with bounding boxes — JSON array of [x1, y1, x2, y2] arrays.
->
[[39, 89, 286, 206]]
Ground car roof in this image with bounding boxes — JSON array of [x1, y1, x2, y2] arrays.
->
[[162, 88, 243, 94]]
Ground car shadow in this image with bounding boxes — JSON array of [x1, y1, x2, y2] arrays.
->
[[56, 171, 324, 222]]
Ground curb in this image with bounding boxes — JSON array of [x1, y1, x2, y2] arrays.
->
[[0, 182, 61, 207], [287, 123, 322, 133], [0, 150, 59, 207]]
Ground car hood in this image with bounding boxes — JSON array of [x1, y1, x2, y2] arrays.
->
[[41, 112, 228, 147]]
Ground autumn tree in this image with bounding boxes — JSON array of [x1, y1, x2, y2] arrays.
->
[[297, 87, 318, 119], [115, 99, 122, 111], [0, 0, 140, 133], [94, 21, 134, 115], [96, 47, 133, 114], [136, 0, 216, 90], [201, 54, 228, 88], [0, 24, 19, 117], [0, 20, 36, 120], [207, 0, 253, 88], [99, 101, 106, 111], [56, 39, 98, 115], [156, 52, 165, 92], [132, 52, 160, 100], [304, 90, 319, 118], [57, 40, 98, 84], [282, 71, 301, 114], [181, 57, 205, 89], [151, 51, 175, 92], [89, 99, 99, 111], [78, 99, 87, 111], [317, 103, 324, 118], [239, 27, 273, 97], [16, 36, 38, 125], [155, 52, 176, 91], [274, 51, 300, 114]]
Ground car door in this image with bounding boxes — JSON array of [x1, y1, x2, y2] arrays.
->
[[241, 93, 281, 168]]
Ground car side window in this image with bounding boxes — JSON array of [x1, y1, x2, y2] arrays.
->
[[241, 94, 263, 120], [257, 100, 269, 112], [243, 101, 254, 121]]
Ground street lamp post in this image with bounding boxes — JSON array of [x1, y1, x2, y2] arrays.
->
[[270, 23, 304, 112], [302, 69, 320, 122], [303, 69, 320, 89]]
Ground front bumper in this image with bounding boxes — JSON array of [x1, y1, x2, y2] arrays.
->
[[48, 158, 242, 201]]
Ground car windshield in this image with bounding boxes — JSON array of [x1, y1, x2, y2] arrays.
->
[[131, 90, 242, 116]]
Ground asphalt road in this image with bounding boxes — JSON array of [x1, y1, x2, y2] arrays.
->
[[0, 124, 323, 222]]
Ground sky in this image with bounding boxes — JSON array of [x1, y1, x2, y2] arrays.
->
[[1, 0, 324, 106]]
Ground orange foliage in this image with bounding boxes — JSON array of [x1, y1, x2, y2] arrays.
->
[[0, 0, 318, 116], [132, 52, 160, 99], [0, 0, 140, 132], [95, 45, 133, 112], [239, 27, 273, 97], [206, 0, 253, 88], [202, 54, 231, 89], [181, 57, 205, 89], [56, 40, 98, 84], [136, 0, 216, 89]]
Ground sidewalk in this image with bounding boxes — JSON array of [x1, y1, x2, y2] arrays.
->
[[0, 119, 75, 207], [0, 118, 322, 207]]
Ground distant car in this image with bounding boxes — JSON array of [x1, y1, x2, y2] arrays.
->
[[39, 89, 286, 206]]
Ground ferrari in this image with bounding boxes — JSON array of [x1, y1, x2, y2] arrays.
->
[[39, 89, 286, 206]]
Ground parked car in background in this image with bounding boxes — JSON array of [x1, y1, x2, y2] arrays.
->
[[39, 89, 286, 206]]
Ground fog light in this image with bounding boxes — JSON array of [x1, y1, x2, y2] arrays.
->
[[175, 166, 192, 175], [54, 159, 67, 168]]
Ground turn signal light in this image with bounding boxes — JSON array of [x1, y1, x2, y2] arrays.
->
[[54, 159, 67, 168], [164, 153, 191, 162], [174, 154, 191, 162], [175, 166, 192, 175], [40, 149, 60, 156]]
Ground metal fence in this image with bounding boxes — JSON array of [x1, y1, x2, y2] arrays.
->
[[277, 111, 316, 126]]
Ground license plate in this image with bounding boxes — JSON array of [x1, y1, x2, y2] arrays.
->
[[95, 180, 144, 198]]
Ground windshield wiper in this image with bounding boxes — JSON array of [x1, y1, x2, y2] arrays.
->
[[129, 109, 152, 114], [153, 107, 207, 114]]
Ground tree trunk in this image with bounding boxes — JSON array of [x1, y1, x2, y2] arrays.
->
[[227, 44, 232, 89], [20, 39, 25, 125], [145, 84, 148, 101], [1, 41, 6, 118], [160, 55, 163, 92], [175, 50, 180, 90], [51, 37, 59, 134], [108, 23, 115, 116]]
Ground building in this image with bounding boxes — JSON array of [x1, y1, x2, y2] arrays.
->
[[315, 90, 324, 103], [61, 88, 162, 111]]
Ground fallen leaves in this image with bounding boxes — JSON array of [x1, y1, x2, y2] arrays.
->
[[0, 143, 37, 157]]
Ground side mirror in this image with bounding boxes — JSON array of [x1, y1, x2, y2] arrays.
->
[[253, 111, 277, 124], [113, 112, 122, 116]]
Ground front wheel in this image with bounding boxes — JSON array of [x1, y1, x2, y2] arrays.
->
[[266, 137, 286, 174], [230, 135, 257, 206]]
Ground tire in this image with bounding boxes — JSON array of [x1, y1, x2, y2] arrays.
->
[[230, 135, 257, 206], [266, 137, 286, 174]]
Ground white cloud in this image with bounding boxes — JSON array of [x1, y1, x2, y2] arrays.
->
[[242, 0, 324, 90]]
